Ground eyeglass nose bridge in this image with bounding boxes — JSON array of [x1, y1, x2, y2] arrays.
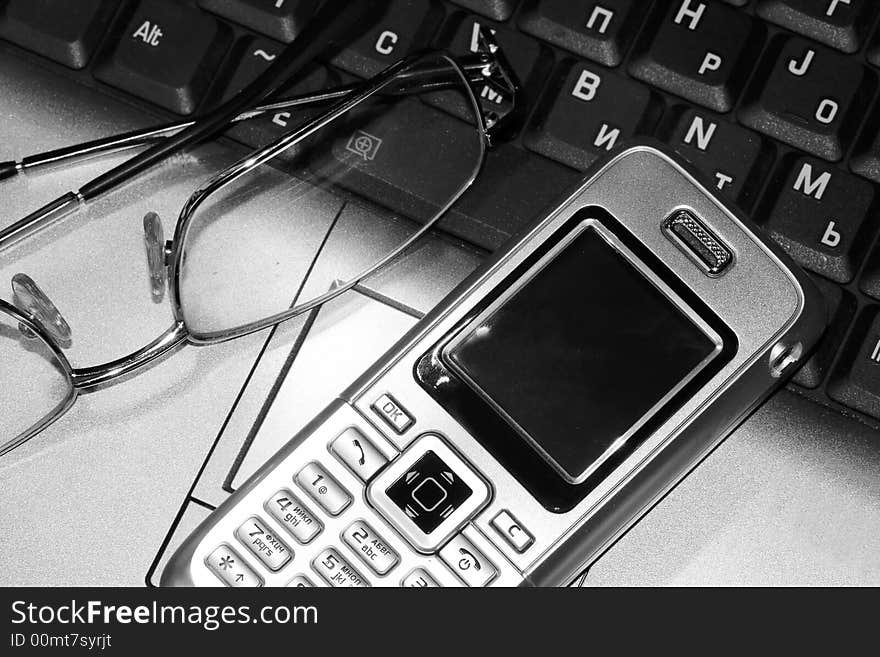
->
[[11, 272, 72, 348], [143, 211, 174, 303]]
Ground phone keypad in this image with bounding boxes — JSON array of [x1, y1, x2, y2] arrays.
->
[[198, 401, 519, 587], [312, 547, 370, 587], [341, 520, 400, 575], [264, 489, 323, 544], [330, 427, 388, 481], [234, 516, 292, 572], [296, 462, 352, 516], [440, 534, 497, 587]]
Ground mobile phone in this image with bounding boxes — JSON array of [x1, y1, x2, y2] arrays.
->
[[161, 144, 825, 587]]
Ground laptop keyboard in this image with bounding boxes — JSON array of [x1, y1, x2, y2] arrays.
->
[[3, 0, 880, 428]]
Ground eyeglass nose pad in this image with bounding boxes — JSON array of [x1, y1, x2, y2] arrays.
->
[[143, 211, 170, 303], [11, 273, 73, 348]]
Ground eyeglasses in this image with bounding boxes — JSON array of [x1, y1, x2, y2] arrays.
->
[[0, 39, 517, 457]]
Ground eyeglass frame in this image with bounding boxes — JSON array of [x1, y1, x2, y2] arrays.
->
[[0, 46, 514, 455]]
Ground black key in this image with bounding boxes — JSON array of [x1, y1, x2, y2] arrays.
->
[[445, 144, 581, 250], [94, 0, 229, 115], [628, 0, 764, 112], [330, 0, 443, 78], [449, 0, 517, 21], [757, 0, 877, 53], [518, 0, 648, 67], [851, 108, 880, 184], [198, 0, 317, 43], [313, 94, 579, 250], [858, 240, 880, 300], [220, 37, 334, 148], [828, 306, 880, 418], [434, 14, 552, 131], [660, 107, 769, 209], [739, 37, 875, 162], [0, 0, 117, 69], [524, 61, 657, 170], [758, 155, 875, 283], [791, 275, 854, 389]]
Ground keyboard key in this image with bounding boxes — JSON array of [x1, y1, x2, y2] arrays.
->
[[858, 242, 880, 300], [295, 462, 352, 516], [341, 520, 400, 575], [757, 0, 877, 53], [660, 107, 769, 209], [219, 37, 334, 147], [205, 545, 262, 587], [234, 516, 292, 571], [287, 574, 314, 587], [451, 144, 582, 250], [828, 306, 880, 418], [436, 13, 552, 130], [330, 427, 389, 481], [518, 0, 648, 67], [628, 0, 764, 112], [439, 533, 497, 587], [264, 489, 323, 544], [0, 0, 116, 69], [524, 61, 657, 170], [312, 547, 370, 587], [449, 0, 517, 21], [739, 36, 874, 162], [401, 567, 441, 587], [759, 156, 875, 284], [330, 0, 443, 78], [198, 0, 317, 43], [322, 89, 580, 250], [791, 275, 854, 389], [94, 0, 229, 115], [372, 394, 414, 434], [850, 108, 880, 184]]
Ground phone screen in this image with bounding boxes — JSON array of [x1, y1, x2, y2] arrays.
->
[[445, 225, 722, 483]]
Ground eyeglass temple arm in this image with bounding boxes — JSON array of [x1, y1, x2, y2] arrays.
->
[[0, 0, 391, 251], [0, 54, 496, 182]]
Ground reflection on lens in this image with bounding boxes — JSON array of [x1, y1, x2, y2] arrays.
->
[[0, 305, 74, 456], [177, 53, 484, 340]]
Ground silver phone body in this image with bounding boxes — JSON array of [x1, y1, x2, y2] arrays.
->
[[161, 145, 825, 588]]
